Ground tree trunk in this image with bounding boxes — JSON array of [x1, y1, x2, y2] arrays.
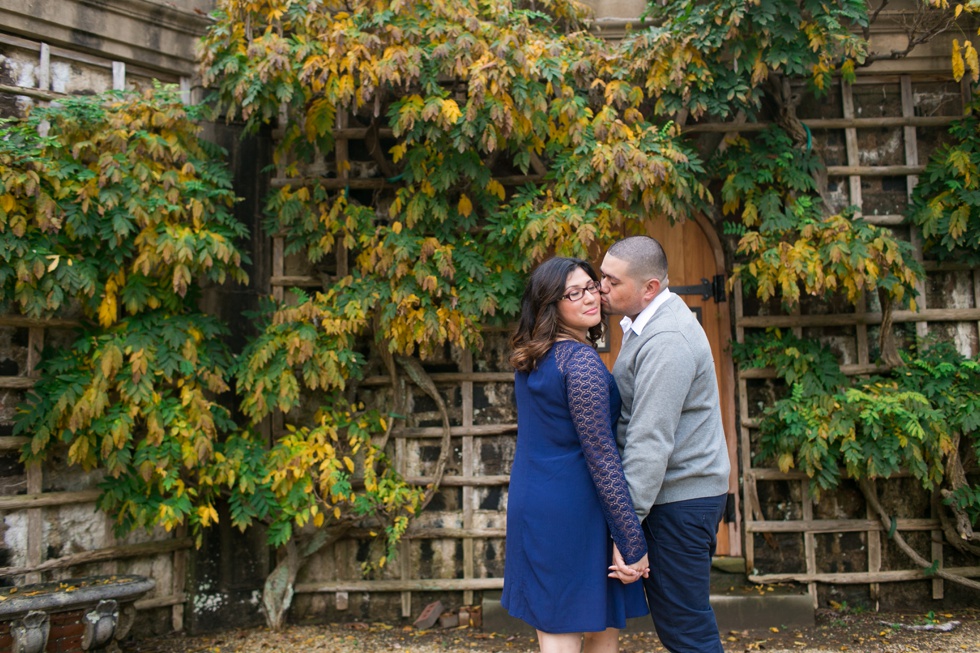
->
[[261, 540, 300, 630], [260, 526, 351, 629], [876, 288, 903, 367]]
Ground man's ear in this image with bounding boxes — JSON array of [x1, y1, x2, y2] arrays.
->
[[642, 277, 661, 303]]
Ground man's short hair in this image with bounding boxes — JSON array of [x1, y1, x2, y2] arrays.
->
[[607, 236, 668, 283]]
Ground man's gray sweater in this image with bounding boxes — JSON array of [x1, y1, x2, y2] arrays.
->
[[612, 293, 730, 521]]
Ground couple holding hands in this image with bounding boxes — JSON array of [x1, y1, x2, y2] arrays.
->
[[502, 236, 731, 653]]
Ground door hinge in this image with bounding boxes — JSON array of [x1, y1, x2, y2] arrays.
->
[[672, 274, 726, 303]]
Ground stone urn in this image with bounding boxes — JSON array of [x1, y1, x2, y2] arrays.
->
[[0, 575, 155, 652]]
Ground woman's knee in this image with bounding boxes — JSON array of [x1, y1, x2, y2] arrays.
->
[[582, 627, 619, 653]]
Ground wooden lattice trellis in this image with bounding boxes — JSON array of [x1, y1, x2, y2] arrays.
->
[[273, 72, 980, 614], [735, 74, 980, 609]]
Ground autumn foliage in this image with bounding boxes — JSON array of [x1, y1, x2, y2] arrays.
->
[[4, 0, 980, 624]]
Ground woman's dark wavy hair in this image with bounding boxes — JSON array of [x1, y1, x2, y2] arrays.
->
[[509, 257, 603, 372]]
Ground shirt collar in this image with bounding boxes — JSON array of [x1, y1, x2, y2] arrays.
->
[[619, 288, 673, 338]]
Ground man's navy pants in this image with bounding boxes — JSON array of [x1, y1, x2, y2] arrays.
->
[[641, 494, 727, 653]]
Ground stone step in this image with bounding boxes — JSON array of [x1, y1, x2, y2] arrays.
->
[[481, 558, 814, 636]]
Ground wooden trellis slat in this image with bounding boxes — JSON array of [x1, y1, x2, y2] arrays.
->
[[747, 518, 939, 533], [297, 578, 503, 593], [25, 327, 43, 585], [802, 479, 817, 607], [402, 475, 510, 487], [739, 364, 892, 380], [169, 524, 188, 630], [286, 115, 961, 141], [751, 566, 980, 585], [685, 115, 957, 133], [396, 429, 410, 617], [364, 372, 513, 385], [0, 376, 35, 389], [734, 281, 759, 576], [738, 307, 980, 328], [0, 538, 193, 577], [0, 437, 29, 450], [137, 594, 187, 611], [269, 275, 322, 287], [842, 78, 881, 608], [390, 424, 516, 438], [0, 82, 60, 101], [746, 467, 927, 482], [461, 350, 476, 607], [862, 214, 904, 225], [898, 74, 946, 602], [0, 490, 101, 510], [0, 316, 79, 328], [346, 527, 507, 539]]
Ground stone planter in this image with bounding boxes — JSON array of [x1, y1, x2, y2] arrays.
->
[[0, 575, 155, 652]]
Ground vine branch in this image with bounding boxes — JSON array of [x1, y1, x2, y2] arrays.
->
[[859, 478, 980, 592], [396, 356, 452, 511]]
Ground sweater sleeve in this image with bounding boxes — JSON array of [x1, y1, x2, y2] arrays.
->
[[622, 331, 696, 521], [563, 345, 647, 565]]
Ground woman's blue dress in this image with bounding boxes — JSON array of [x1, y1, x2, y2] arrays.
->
[[502, 340, 649, 633]]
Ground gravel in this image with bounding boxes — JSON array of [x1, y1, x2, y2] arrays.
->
[[127, 608, 980, 653]]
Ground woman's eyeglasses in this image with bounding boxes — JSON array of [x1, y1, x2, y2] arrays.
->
[[561, 282, 600, 302]]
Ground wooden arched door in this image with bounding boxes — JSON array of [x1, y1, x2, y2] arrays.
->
[[596, 217, 740, 557]]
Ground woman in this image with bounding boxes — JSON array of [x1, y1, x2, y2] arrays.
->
[[502, 257, 650, 653]]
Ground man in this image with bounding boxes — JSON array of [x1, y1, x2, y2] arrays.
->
[[600, 235, 730, 653]]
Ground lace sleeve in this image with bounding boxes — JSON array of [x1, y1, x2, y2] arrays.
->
[[559, 343, 647, 565]]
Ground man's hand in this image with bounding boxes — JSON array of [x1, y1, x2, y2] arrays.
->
[[608, 543, 649, 584]]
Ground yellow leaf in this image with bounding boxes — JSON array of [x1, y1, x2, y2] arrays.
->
[[333, 506, 342, 519], [0, 194, 14, 212], [98, 278, 118, 327], [777, 452, 796, 473], [486, 179, 505, 201], [343, 456, 355, 472], [392, 221, 403, 234], [440, 99, 462, 125], [952, 39, 966, 81], [390, 143, 407, 163], [458, 194, 473, 217], [965, 41, 979, 81]]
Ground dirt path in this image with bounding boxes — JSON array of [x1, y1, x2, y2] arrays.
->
[[128, 608, 980, 653]]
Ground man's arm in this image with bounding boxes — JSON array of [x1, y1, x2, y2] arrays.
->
[[622, 331, 696, 521]]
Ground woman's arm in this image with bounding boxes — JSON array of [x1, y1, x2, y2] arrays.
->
[[564, 345, 648, 565]]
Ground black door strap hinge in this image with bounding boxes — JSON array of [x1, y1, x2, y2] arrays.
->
[[671, 274, 727, 303]]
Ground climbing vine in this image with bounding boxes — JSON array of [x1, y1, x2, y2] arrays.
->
[[2, 88, 423, 629], [910, 92, 980, 265], [2, 88, 248, 542], [5, 0, 980, 628], [735, 332, 980, 574]]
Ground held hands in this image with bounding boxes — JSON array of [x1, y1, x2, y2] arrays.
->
[[608, 543, 650, 584]]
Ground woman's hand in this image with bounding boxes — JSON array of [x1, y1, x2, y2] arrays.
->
[[608, 543, 650, 584]]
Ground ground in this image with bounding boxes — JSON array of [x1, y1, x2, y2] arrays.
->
[[128, 608, 980, 653]]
